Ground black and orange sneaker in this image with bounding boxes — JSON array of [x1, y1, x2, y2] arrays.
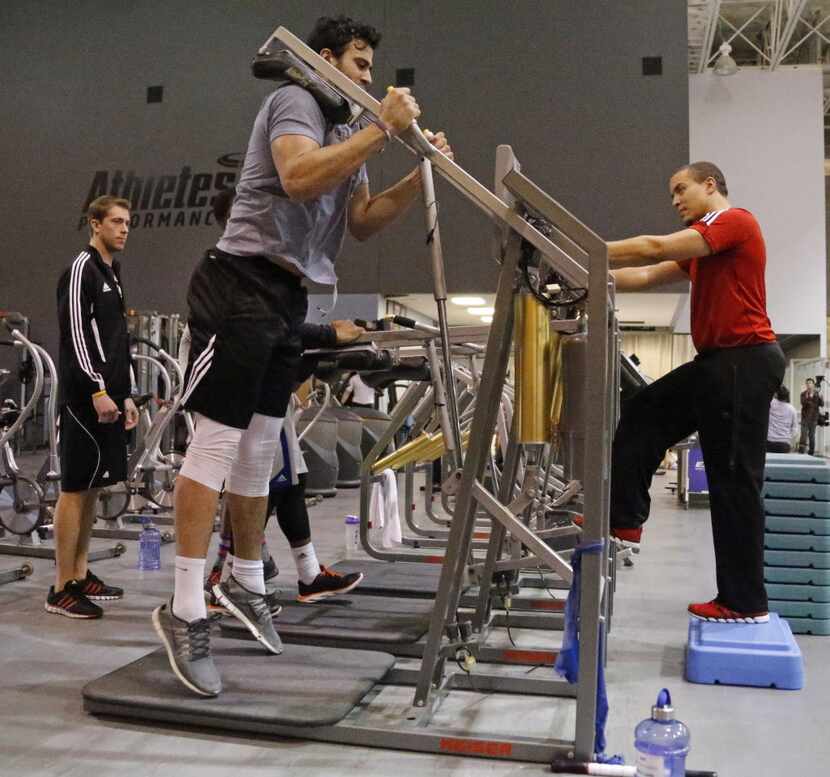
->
[[688, 599, 769, 624], [45, 583, 103, 619], [77, 570, 123, 601], [297, 565, 364, 603]]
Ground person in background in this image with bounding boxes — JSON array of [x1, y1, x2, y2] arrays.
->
[[767, 385, 797, 453], [798, 377, 823, 455], [47, 196, 139, 618], [341, 370, 376, 408]]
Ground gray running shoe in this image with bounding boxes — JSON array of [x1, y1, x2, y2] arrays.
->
[[152, 600, 222, 697], [264, 579, 283, 617], [213, 577, 283, 654]]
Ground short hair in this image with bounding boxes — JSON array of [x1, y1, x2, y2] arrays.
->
[[677, 161, 728, 196], [306, 15, 381, 57], [213, 187, 236, 227], [87, 195, 130, 235], [806, 378, 815, 385], [775, 385, 790, 402]]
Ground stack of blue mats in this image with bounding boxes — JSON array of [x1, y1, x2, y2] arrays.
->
[[763, 453, 830, 635]]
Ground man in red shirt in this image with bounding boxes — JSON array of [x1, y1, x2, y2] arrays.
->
[[609, 161, 785, 623]]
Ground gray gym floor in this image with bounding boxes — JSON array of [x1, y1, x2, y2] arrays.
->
[[0, 470, 825, 776]]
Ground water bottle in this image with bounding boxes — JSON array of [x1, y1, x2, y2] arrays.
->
[[344, 515, 360, 558], [634, 689, 690, 776], [138, 516, 162, 571]]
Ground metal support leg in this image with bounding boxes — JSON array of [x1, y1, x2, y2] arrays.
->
[[413, 232, 522, 708]]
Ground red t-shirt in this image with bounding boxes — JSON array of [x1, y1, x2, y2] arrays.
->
[[677, 208, 776, 353]]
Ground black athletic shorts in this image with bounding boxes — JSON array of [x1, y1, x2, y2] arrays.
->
[[59, 400, 128, 492], [181, 249, 308, 429]]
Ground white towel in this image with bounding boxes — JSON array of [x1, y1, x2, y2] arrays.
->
[[370, 468, 402, 548]]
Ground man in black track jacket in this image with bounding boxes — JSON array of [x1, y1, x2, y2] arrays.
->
[[46, 195, 139, 619]]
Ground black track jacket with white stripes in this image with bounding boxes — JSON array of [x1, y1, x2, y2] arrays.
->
[[57, 246, 132, 405]]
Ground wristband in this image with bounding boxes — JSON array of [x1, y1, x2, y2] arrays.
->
[[374, 120, 393, 148], [92, 390, 108, 399]]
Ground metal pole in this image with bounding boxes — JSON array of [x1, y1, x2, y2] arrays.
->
[[419, 158, 463, 468]]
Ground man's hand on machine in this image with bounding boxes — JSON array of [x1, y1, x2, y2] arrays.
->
[[379, 87, 421, 135], [332, 319, 365, 345], [123, 397, 139, 431], [92, 392, 121, 424]]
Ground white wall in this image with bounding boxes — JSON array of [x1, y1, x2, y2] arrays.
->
[[683, 68, 826, 354]]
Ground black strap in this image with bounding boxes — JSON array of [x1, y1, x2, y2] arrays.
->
[[251, 49, 353, 125]]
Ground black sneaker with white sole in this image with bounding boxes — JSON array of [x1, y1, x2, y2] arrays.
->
[[152, 600, 222, 697], [212, 577, 283, 654], [45, 583, 103, 619], [76, 570, 124, 601], [297, 566, 364, 603]]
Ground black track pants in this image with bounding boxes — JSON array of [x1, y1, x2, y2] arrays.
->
[[610, 342, 785, 612]]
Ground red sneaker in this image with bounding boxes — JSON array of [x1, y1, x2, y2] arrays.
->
[[688, 599, 769, 624]]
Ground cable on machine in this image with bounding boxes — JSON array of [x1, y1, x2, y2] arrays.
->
[[517, 215, 588, 309]]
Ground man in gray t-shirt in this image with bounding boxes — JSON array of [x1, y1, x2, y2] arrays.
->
[[154, 15, 453, 698], [217, 85, 368, 286]]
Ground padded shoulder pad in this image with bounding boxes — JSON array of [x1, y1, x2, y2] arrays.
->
[[251, 48, 353, 125]]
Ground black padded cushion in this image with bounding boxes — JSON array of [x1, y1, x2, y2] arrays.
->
[[83, 643, 394, 728], [329, 559, 469, 598], [220, 594, 432, 644]]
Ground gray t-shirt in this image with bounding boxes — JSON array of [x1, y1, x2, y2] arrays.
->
[[218, 84, 368, 285]]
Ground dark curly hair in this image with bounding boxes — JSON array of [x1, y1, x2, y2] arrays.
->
[[306, 15, 381, 57]]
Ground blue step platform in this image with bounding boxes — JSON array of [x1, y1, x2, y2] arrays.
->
[[764, 463, 830, 484], [765, 549, 830, 568], [764, 533, 830, 552], [770, 599, 830, 619], [765, 515, 830, 535], [764, 566, 830, 585], [765, 453, 825, 465], [686, 613, 804, 689], [764, 499, 830, 518], [779, 616, 830, 636], [766, 582, 830, 602], [762, 481, 830, 500]]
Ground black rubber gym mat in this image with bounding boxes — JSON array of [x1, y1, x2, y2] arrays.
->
[[328, 559, 468, 598], [219, 595, 432, 643], [83, 643, 394, 728]]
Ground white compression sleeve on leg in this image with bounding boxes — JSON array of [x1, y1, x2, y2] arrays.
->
[[178, 413, 243, 491], [226, 413, 283, 497]]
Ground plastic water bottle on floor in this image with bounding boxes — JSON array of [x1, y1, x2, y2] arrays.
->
[[344, 515, 360, 558], [634, 688, 690, 776], [138, 516, 162, 571]]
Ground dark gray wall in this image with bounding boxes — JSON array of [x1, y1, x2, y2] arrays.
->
[[1, 1, 688, 351]]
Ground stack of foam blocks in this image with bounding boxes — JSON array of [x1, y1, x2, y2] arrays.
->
[[763, 453, 830, 635]]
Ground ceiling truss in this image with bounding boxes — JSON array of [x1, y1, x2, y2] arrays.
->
[[689, 1, 830, 123]]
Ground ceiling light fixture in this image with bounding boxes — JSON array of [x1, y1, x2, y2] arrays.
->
[[451, 296, 486, 306], [481, 316, 493, 324], [467, 306, 495, 316], [713, 42, 738, 76]]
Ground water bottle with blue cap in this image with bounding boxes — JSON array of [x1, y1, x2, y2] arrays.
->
[[138, 516, 162, 571], [634, 688, 690, 776], [344, 515, 360, 558]]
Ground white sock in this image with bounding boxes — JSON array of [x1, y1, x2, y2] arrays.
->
[[221, 554, 234, 583], [232, 556, 265, 595], [173, 556, 207, 623], [292, 542, 320, 585]]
